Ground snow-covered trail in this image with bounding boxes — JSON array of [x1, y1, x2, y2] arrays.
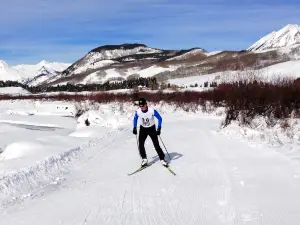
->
[[2, 117, 300, 225]]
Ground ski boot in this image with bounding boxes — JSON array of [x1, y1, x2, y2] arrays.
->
[[141, 158, 148, 167], [161, 159, 168, 167]]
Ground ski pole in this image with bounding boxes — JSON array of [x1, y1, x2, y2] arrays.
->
[[136, 134, 139, 147], [159, 136, 171, 161], [136, 133, 141, 158], [135, 132, 142, 158]]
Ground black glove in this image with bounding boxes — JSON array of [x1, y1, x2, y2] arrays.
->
[[133, 127, 137, 135], [156, 127, 161, 135]]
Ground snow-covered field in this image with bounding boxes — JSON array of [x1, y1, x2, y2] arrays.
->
[[80, 64, 178, 85], [169, 73, 218, 87], [1, 100, 300, 224], [168, 59, 300, 88], [0, 87, 31, 95]]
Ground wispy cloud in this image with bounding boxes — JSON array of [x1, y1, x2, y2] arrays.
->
[[1, 0, 300, 64]]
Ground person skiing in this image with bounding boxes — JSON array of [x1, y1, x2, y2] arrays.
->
[[133, 97, 168, 167]]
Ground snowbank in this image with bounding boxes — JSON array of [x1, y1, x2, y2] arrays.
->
[[0, 146, 82, 209], [0, 100, 77, 117], [0, 114, 87, 208], [76, 103, 133, 129], [1, 141, 53, 160], [220, 116, 300, 156]]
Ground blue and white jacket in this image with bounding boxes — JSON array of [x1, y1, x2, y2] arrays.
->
[[133, 107, 162, 128]]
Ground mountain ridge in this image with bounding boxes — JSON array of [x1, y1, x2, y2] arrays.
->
[[248, 24, 300, 51], [2, 24, 300, 86]]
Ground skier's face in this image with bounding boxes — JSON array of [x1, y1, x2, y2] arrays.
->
[[140, 104, 147, 110]]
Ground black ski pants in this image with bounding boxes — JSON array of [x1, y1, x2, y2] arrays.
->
[[138, 125, 165, 160]]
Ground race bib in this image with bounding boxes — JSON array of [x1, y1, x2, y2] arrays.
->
[[137, 108, 155, 127]]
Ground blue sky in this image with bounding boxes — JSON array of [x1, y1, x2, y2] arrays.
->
[[1, 0, 300, 65]]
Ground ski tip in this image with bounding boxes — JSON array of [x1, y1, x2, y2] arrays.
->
[[165, 166, 176, 176]]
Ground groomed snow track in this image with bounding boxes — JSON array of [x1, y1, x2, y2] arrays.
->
[[2, 117, 300, 225]]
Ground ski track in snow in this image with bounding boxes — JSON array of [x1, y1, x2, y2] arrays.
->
[[1, 117, 300, 224]]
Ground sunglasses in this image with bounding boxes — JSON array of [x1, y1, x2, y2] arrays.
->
[[139, 105, 146, 107]]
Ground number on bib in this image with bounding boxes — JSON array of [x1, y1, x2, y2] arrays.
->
[[142, 118, 150, 126]]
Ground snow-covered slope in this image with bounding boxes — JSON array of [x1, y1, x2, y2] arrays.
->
[[13, 60, 70, 83], [80, 65, 178, 84], [166, 48, 206, 61], [41, 44, 193, 86], [0, 60, 70, 83], [64, 44, 162, 77], [167, 59, 300, 90], [260, 59, 300, 78], [13, 60, 70, 76], [0, 60, 24, 81], [89, 45, 162, 61], [248, 24, 300, 51]]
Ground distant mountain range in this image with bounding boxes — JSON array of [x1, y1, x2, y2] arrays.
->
[[0, 60, 71, 85], [1, 24, 300, 87]]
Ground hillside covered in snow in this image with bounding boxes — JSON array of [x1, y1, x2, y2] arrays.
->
[[0, 60, 24, 82], [35, 24, 300, 87], [248, 24, 300, 51], [2, 24, 300, 88], [0, 60, 70, 84]]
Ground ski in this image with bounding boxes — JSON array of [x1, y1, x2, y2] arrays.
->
[[127, 162, 154, 176], [164, 165, 176, 176]]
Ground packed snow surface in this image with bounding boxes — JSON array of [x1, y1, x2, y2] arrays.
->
[[0, 101, 300, 224]]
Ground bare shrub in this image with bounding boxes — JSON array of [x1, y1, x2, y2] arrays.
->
[[3, 77, 300, 129], [218, 78, 300, 127]]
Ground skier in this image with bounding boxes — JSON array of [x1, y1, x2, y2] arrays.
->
[[133, 98, 168, 167]]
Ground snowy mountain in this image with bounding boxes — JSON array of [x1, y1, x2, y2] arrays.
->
[[37, 44, 211, 86], [12, 60, 71, 83], [0, 60, 70, 84], [61, 44, 181, 77], [5, 23, 300, 87], [19, 43, 300, 87], [0, 60, 24, 81], [37, 41, 299, 87], [14, 60, 70, 75], [248, 24, 300, 51]]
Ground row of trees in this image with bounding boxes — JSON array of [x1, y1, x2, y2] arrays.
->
[[0, 80, 28, 89], [189, 81, 218, 88], [29, 77, 159, 93], [1, 77, 221, 93]]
